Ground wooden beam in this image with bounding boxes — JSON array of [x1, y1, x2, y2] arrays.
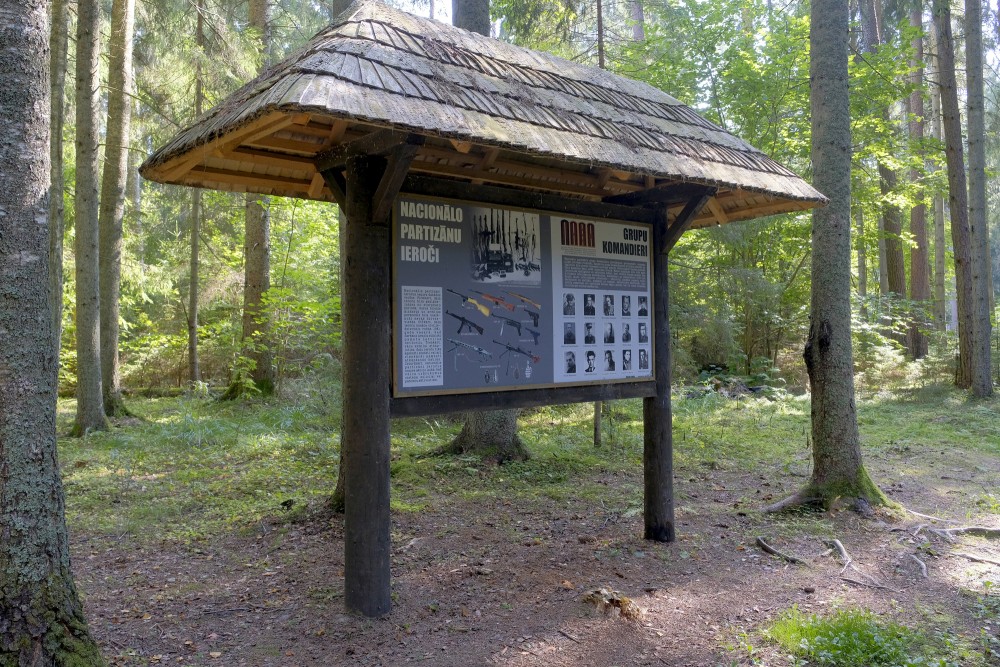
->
[[219, 114, 298, 153], [391, 381, 656, 417], [151, 111, 289, 176], [706, 197, 729, 224], [319, 169, 347, 208], [184, 166, 313, 192], [223, 146, 316, 171], [449, 139, 473, 154], [372, 143, 420, 223], [307, 172, 326, 199], [410, 161, 619, 199], [662, 188, 715, 252], [342, 154, 393, 618], [401, 174, 658, 223], [644, 207, 674, 543], [315, 128, 420, 172], [603, 181, 712, 207]]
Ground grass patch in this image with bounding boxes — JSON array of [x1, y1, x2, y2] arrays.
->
[[766, 607, 959, 666]]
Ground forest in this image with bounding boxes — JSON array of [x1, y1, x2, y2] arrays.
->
[[1, 0, 999, 663]]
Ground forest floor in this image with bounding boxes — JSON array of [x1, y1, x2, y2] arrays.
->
[[60, 380, 1000, 666]]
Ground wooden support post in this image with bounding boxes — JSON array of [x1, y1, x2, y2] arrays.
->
[[643, 207, 675, 542], [643, 193, 711, 542], [341, 154, 393, 617]]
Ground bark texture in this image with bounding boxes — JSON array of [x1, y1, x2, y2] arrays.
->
[[0, 2, 106, 662], [906, 7, 929, 359], [772, 0, 888, 512], [72, 0, 109, 434], [98, 0, 136, 416], [446, 0, 528, 462], [965, 0, 992, 397], [189, 0, 205, 386], [929, 35, 947, 330], [934, 0, 975, 388], [225, 0, 274, 397], [48, 0, 68, 366]]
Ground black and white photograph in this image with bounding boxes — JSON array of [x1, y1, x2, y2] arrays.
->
[[622, 349, 632, 371], [621, 295, 631, 317], [622, 323, 632, 342], [565, 351, 576, 374], [637, 296, 648, 316], [585, 350, 597, 372], [469, 207, 541, 284], [563, 292, 575, 315], [604, 350, 615, 371], [638, 348, 649, 370], [563, 322, 576, 345], [584, 322, 596, 345], [603, 294, 615, 316], [603, 322, 615, 344], [638, 322, 649, 343], [583, 293, 596, 316]]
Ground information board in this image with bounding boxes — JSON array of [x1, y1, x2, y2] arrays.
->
[[392, 195, 653, 396]]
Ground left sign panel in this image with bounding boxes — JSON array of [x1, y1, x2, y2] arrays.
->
[[393, 195, 553, 396]]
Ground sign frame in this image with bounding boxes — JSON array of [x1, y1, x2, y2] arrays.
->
[[391, 193, 657, 400]]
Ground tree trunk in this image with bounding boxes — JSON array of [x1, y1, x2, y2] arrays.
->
[[934, 0, 975, 388], [769, 0, 887, 512], [446, 0, 528, 462], [99, 0, 136, 417], [447, 409, 528, 463], [0, 1, 106, 661], [965, 0, 993, 397], [72, 0, 109, 435], [225, 0, 275, 397], [596, 0, 605, 69], [630, 0, 645, 41], [856, 209, 867, 319], [906, 7, 930, 359], [189, 0, 205, 387], [242, 195, 274, 392], [929, 32, 947, 331], [49, 0, 68, 367]]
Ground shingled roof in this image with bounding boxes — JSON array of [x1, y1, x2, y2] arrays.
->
[[140, 0, 824, 227]]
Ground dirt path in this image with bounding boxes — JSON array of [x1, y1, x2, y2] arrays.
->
[[75, 444, 999, 666]]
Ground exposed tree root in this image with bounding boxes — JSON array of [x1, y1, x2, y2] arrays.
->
[[910, 554, 928, 578], [823, 539, 854, 574], [840, 576, 901, 593], [930, 526, 1000, 541], [756, 536, 807, 565], [952, 552, 1000, 567]]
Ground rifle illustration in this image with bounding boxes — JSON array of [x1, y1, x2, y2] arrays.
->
[[523, 309, 540, 327], [493, 314, 522, 336], [447, 338, 492, 369], [471, 290, 515, 312], [446, 310, 484, 335], [446, 289, 490, 317], [525, 327, 541, 345], [505, 291, 541, 310], [493, 339, 541, 375]]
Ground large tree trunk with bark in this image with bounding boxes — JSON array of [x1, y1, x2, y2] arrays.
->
[[906, 7, 930, 359], [49, 0, 69, 367], [444, 0, 529, 463], [224, 0, 275, 398], [189, 0, 205, 387], [99, 0, 136, 417], [0, 2, 106, 662], [72, 0, 109, 435], [929, 33, 947, 331], [768, 0, 888, 513], [934, 0, 976, 388], [222, 0, 274, 399], [965, 0, 993, 397]]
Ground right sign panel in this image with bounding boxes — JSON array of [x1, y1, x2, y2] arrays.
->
[[550, 215, 654, 383]]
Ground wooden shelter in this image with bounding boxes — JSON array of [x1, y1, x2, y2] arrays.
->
[[141, 0, 825, 618]]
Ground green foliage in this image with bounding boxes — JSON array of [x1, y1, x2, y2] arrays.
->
[[767, 607, 955, 667]]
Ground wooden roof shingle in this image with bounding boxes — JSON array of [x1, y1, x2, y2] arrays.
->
[[140, 0, 825, 226]]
